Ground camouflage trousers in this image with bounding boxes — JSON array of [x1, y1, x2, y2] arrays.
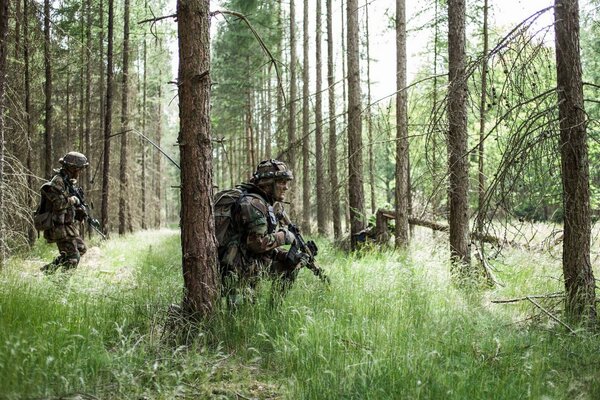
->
[[42, 236, 87, 274]]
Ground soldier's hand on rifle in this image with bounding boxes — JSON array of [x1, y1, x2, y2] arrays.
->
[[68, 195, 80, 206], [279, 228, 296, 245], [75, 207, 86, 222], [286, 250, 310, 268]]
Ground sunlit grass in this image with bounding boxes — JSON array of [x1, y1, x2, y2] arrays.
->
[[1, 225, 599, 399]]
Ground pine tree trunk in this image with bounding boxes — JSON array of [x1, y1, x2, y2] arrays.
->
[[118, 0, 130, 235], [447, 0, 470, 271], [477, 0, 489, 258], [347, 0, 365, 250], [100, 0, 114, 235], [314, 0, 326, 235], [364, 0, 376, 216], [302, 0, 311, 234], [0, 0, 8, 267], [554, 0, 597, 323], [287, 0, 298, 220], [326, 0, 341, 239], [177, 0, 218, 319], [44, 0, 53, 179], [24, 0, 36, 246], [141, 34, 147, 229], [395, 0, 409, 248]]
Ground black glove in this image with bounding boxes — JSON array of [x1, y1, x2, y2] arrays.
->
[[74, 207, 86, 222], [286, 251, 310, 268]]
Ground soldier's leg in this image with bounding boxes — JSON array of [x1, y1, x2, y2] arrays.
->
[[269, 259, 299, 305], [40, 246, 65, 275], [58, 238, 81, 271]]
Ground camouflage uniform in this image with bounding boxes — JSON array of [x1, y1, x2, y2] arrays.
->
[[217, 160, 299, 302], [40, 152, 88, 274]]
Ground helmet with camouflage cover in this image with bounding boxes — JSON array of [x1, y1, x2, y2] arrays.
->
[[59, 152, 89, 169], [252, 159, 293, 184]]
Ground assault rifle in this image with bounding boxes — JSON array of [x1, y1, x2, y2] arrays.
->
[[66, 181, 107, 240], [278, 210, 330, 285]]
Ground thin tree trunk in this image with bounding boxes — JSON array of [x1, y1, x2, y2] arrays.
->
[[341, 0, 350, 232], [24, 0, 36, 245], [477, 0, 489, 260], [100, 0, 114, 235], [347, 0, 365, 250], [554, 0, 596, 323], [315, 0, 326, 235], [0, 0, 8, 267], [155, 65, 163, 228], [395, 0, 409, 248], [84, 0, 91, 194], [177, 0, 218, 319], [302, 0, 311, 234], [141, 32, 147, 229], [287, 0, 298, 219], [326, 0, 341, 239], [44, 0, 53, 179], [118, 0, 130, 235], [365, 0, 376, 215], [447, 0, 470, 270]]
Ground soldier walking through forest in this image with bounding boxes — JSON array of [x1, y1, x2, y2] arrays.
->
[[36, 152, 89, 274], [214, 159, 310, 304]]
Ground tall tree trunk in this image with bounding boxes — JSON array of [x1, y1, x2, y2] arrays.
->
[[276, 2, 285, 153], [302, 0, 311, 234], [98, 0, 105, 151], [315, 0, 326, 235], [347, 0, 365, 250], [341, 0, 350, 232], [447, 0, 470, 270], [84, 0, 92, 194], [100, 0, 114, 235], [0, 0, 8, 267], [24, 0, 36, 246], [554, 0, 596, 323], [177, 0, 218, 319], [141, 32, 147, 229], [477, 0, 489, 259], [44, 0, 53, 179], [155, 65, 163, 228], [118, 0, 130, 235], [395, 0, 409, 248], [326, 0, 341, 239], [365, 0, 376, 215], [287, 0, 298, 219]]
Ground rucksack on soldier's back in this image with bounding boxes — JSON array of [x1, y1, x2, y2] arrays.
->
[[213, 188, 246, 247], [33, 183, 53, 231]]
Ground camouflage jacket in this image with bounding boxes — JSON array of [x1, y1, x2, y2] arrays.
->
[[235, 183, 287, 257], [41, 170, 82, 242]]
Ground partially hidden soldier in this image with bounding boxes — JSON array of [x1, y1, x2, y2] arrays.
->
[[39, 152, 89, 274], [214, 159, 309, 304]]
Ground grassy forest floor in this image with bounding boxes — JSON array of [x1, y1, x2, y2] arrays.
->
[[1, 225, 599, 399]]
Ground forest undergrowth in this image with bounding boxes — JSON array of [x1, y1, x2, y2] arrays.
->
[[1, 225, 599, 399]]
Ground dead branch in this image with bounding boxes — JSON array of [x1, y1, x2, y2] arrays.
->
[[491, 292, 564, 304], [526, 296, 576, 335]]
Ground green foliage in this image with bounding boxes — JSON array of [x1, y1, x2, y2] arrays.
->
[[2, 230, 600, 399]]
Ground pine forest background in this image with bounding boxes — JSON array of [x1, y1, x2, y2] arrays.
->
[[0, 0, 598, 275]]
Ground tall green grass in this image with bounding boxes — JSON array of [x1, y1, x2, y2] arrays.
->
[[1, 228, 599, 399]]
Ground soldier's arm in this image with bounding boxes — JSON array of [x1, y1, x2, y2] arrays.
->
[[42, 178, 71, 212], [242, 198, 287, 254]]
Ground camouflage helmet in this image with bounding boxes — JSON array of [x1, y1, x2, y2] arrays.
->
[[252, 159, 293, 184], [59, 151, 89, 169]]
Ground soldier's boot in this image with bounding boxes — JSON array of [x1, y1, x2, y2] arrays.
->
[[40, 253, 66, 275], [61, 254, 80, 272]]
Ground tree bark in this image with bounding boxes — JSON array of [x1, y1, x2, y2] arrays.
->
[[477, 0, 489, 258], [0, 0, 8, 267], [118, 0, 131, 235], [326, 0, 341, 239], [287, 0, 298, 220], [554, 0, 596, 323], [177, 0, 219, 319], [395, 0, 409, 249], [100, 0, 114, 235], [315, 0, 326, 235], [447, 0, 471, 270], [302, 0, 311, 234], [347, 0, 365, 250], [24, 0, 36, 246], [43, 0, 53, 179]]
